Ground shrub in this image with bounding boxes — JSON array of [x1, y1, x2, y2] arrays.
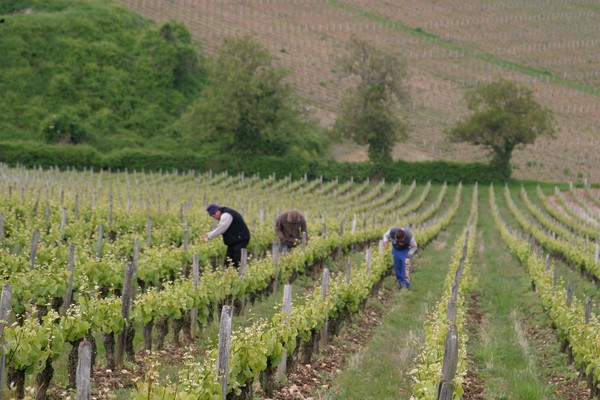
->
[[40, 110, 90, 145]]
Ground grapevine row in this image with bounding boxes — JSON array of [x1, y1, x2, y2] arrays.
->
[[410, 184, 478, 398], [503, 185, 600, 281], [128, 184, 463, 399], [491, 185, 600, 396]]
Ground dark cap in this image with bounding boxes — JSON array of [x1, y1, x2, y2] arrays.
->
[[206, 203, 220, 216]]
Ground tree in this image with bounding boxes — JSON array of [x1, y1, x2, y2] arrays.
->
[[40, 108, 90, 145], [0, 2, 208, 150], [448, 80, 554, 178], [334, 37, 409, 163], [177, 36, 325, 157]]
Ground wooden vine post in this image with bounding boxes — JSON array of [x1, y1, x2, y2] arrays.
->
[[277, 285, 293, 380], [108, 194, 113, 228], [239, 249, 248, 313], [337, 220, 344, 258], [29, 228, 40, 270], [301, 231, 307, 252], [60, 208, 67, 240], [61, 243, 76, 316], [320, 268, 330, 347], [183, 229, 189, 254], [345, 259, 352, 284], [96, 224, 104, 258], [74, 193, 79, 220], [217, 306, 233, 400], [116, 262, 136, 368], [127, 239, 140, 361], [437, 324, 458, 400], [76, 339, 92, 400], [190, 254, 200, 338], [272, 241, 280, 292], [0, 284, 13, 400], [146, 217, 152, 247]]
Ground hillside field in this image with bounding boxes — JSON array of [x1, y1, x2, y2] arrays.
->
[[118, 0, 600, 183]]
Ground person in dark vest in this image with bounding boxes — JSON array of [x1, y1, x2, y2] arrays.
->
[[201, 203, 251, 268], [383, 226, 418, 289]]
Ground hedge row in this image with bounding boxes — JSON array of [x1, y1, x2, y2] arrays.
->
[[0, 141, 507, 184]]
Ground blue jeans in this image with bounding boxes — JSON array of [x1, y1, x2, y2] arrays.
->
[[392, 247, 410, 288]]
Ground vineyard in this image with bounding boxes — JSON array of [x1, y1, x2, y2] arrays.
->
[[116, 0, 600, 182], [0, 165, 599, 399]]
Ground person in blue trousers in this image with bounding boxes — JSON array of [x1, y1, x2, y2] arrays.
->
[[383, 227, 418, 289]]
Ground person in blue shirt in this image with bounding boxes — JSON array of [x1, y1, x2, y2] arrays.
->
[[383, 227, 418, 289]]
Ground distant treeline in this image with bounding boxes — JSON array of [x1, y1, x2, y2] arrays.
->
[[0, 0, 327, 159], [0, 0, 507, 184], [0, 141, 506, 184], [0, 1, 203, 148]]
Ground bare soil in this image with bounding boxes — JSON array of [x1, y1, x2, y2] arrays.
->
[[463, 291, 485, 400], [259, 285, 394, 400], [526, 323, 591, 400], [261, 285, 592, 400]]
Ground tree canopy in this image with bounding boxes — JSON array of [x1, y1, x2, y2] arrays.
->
[[448, 80, 554, 177], [333, 37, 409, 163], [0, 1, 330, 161], [176, 36, 327, 158], [0, 0, 206, 150]]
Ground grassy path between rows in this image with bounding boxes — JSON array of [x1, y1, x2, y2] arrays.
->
[[313, 186, 590, 400], [314, 185, 474, 399], [466, 188, 560, 398]]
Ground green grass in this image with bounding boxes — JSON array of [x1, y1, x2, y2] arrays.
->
[[462, 188, 567, 399], [310, 186, 590, 399], [315, 185, 475, 399]]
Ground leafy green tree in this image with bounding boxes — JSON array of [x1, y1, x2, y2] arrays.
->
[[0, 1, 207, 150], [40, 108, 90, 144], [0, 0, 31, 15], [133, 22, 203, 101], [448, 80, 554, 177], [334, 37, 409, 163], [178, 36, 325, 157]]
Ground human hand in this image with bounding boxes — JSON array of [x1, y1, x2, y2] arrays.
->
[[384, 241, 390, 249], [201, 234, 209, 242]]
